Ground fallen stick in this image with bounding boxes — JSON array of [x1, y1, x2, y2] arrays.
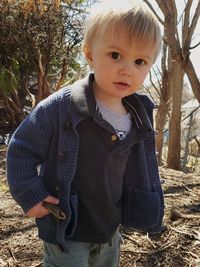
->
[[0, 258, 7, 267], [121, 238, 176, 254], [170, 209, 200, 221], [170, 226, 200, 241]]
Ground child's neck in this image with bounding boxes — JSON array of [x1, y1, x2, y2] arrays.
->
[[96, 97, 127, 115]]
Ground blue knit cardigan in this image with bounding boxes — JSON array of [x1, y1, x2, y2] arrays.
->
[[7, 74, 164, 251]]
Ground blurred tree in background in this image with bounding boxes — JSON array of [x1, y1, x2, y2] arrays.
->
[[0, 0, 91, 133]]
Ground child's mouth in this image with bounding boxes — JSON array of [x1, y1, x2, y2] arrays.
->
[[114, 82, 130, 89]]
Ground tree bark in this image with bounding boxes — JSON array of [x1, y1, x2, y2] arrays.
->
[[167, 61, 184, 170], [155, 43, 172, 164], [35, 51, 51, 105], [56, 58, 68, 91], [183, 58, 200, 102], [182, 113, 193, 172]]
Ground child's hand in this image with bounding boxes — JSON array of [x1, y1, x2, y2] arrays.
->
[[26, 196, 59, 218]]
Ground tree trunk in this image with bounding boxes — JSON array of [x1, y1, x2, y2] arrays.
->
[[0, 89, 25, 130], [167, 61, 184, 170], [35, 51, 51, 105], [42, 74, 50, 99], [56, 58, 68, 91], [155, 43, 172, 164], [182, 113, 193, 172], [183, 57, 200, 103], [155, 77, 171, 164], [10, 89, 25, 122], [35, 70, 43, 105]]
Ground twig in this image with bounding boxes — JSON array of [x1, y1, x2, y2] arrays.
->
[[170, 226, 200, 240], [121, 239, 176, 254], [7, 245, 17, 262], [0, 258, 7, 266], [146, 233, 157, 249], [31, 262, 43, 267], [121, 248, 151, 254], [121, 234, 141, 246], [164, 193, 182, 197], [133, 254, 141, 267], [154, 239, 177, 253], [186, 251, 200, 260], [170, 209, 200, 221]]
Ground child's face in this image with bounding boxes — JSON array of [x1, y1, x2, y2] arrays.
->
[[84, 25, 156, 102]]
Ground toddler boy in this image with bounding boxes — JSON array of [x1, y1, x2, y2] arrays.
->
[[7, 1, 164, 266]]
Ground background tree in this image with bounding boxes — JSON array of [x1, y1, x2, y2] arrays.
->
[[154, 39, 172, 165], [0, 0, 91, 133], [144, 0, 200, 170]]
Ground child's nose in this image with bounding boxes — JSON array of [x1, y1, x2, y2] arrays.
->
[[119, 62, 134, 77]]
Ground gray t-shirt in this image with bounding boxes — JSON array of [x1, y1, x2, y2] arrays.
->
[[97, 101, 132, 140]]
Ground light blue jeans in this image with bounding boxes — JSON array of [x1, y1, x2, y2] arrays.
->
[[43, 229, 122, 267]]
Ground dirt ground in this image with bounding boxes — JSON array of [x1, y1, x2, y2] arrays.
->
[[0, 145, 200, 267]]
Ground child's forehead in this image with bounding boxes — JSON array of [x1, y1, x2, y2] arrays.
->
[[93, 23, 157, 59], [97, 23, 151, 47]]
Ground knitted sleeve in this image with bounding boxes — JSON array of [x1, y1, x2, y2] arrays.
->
[[7, 100, 54, 213]]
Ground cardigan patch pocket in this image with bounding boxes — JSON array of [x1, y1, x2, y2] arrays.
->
[[36, 214, 57, 232], [122, 187, 160, 228]]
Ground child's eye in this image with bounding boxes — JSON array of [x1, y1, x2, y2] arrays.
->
[[135, 59, 146, 65], [111, 52, 121, 60]]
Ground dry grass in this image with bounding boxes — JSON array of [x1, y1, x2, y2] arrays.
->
[[0, 146, 200, 267]]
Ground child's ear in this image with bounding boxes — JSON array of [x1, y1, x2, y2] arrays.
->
[[83, 45, 93, 68]]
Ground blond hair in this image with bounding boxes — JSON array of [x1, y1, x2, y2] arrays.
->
[[83, 0, 162, 60]]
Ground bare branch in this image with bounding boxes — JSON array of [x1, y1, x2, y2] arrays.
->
[[143, 0, 164, 25], [184, 0, 200, 51], [154, 0, 169, 14], [182, 0, 192, 45], [190, 40, 200, 50], [149, 71, 161, 97]]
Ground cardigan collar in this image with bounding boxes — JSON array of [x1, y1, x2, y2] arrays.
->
[[69, 73, 153, 133], [70, 73, 96, 117]]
